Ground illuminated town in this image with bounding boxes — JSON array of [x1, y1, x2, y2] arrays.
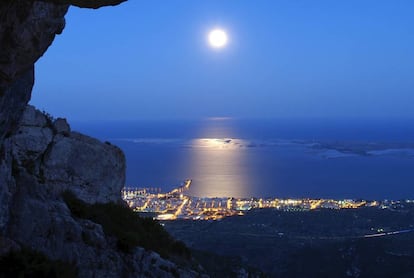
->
[[122, 180, 410, 221]]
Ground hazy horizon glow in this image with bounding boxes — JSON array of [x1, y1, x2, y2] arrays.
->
[[30, 1, 414, 121]]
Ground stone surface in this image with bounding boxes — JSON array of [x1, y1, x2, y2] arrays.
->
[[53, 118, 70, 135], [11, 107, 53, 165], [0, 0, 67, 141], [19, 105, 49, 127], [4, 106, 201, 277], [8, 172, 126, 277], [0, 68, 34, 141], [0, 1, 68, 85], [0, 140, 15, 234], [43, 132, 125, 204], [10, 106, 125, 204]]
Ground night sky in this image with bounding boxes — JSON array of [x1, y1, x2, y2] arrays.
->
[[31, 0, 414, 121]]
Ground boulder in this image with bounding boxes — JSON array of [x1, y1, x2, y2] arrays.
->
[[10, 105, 125, 204], [43, 132, 125, 204], [53, 118, 70, 135]]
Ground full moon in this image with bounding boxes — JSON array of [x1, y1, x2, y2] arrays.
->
[[208, 29, 228, 48]]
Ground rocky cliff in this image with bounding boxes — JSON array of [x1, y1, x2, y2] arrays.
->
[[1, 106, 200, 277], [0, 1, 202, 277]]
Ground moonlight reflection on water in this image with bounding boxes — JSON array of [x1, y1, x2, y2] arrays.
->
[[188, 138, 251, 198]]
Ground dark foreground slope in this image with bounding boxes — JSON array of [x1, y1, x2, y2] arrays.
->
[[165, 206, 414, 278]]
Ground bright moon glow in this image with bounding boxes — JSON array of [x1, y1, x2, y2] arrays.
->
[[208, 29, 228, 48]]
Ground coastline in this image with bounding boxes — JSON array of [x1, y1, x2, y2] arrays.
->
[[122, 181, 412, 221]]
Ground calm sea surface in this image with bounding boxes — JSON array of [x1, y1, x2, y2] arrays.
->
[[73, 118, 414, 200]]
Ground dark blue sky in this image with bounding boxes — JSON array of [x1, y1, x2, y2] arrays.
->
[[31, 0, 414, 121]]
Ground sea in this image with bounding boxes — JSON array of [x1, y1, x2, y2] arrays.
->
[[72, 118, 414, 200]]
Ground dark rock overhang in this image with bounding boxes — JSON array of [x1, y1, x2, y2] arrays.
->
[[38, 0, 127, 9]]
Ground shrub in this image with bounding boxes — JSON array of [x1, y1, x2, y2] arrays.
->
[[62, 191, 191, 259], [41, 110, 55, 125], [0, 248, 77, 278]]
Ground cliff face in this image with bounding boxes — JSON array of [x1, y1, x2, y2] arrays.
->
[[0, 0, 68, 140], [2, 107, 125, 276], [0, 1, 200, 277], [10, 106, 126, 206], [1, 106, 197, 277]]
